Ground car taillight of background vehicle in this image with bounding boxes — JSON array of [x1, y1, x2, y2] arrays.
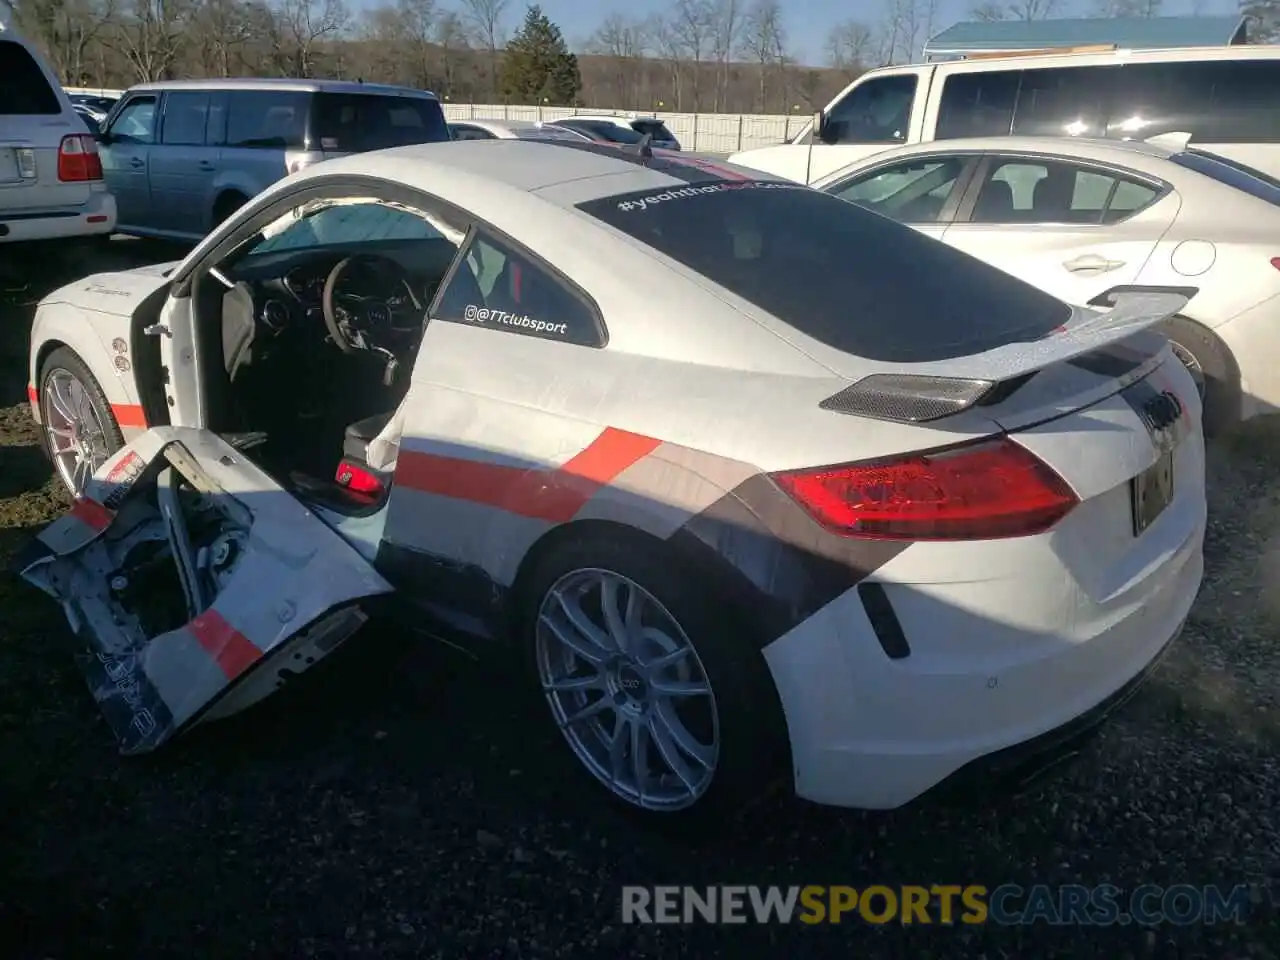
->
[[772, 437, 1079, 541], [57, 134, 103, 182]]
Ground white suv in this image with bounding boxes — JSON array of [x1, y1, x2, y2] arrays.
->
[[0, 27, 116, 248]]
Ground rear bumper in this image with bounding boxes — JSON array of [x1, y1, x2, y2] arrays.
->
[[763, 508, 1204, 810], [0, 191, 116, 243]]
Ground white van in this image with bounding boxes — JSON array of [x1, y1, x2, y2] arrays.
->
[[730, 45, 1280, 184], [0, 24, 116, 248]]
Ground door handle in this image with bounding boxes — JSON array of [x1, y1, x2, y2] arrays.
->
[[130, 157, 144, 168], [1063, 254, 1125, 273]]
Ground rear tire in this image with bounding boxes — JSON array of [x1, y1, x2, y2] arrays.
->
[[1155, 315, 1240, 438], [516, 529, 790, 833], [212, 192, 248, 230], [38, 346, 124, 495]]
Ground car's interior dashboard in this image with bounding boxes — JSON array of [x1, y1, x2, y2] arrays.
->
[[226, 238, 460, 339]]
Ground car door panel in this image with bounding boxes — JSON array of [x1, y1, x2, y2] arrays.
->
[[13, 428, 393, 754], [100, 95, 157, 228], [940, 154, 1179, 306]]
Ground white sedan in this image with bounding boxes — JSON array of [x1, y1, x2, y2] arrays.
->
[[811, 135, 1280, 435], [16, 139, 1203, 823], [446, 118, 588, 142]]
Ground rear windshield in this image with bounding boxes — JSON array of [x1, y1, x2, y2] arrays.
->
[[576, 182, 1071, 363], [0, 41, 61, 115], [632, 119, 676, 141], [577, 121, 644, 144], [309, 93, 450, 152], [1170, 149, 1280, 207]]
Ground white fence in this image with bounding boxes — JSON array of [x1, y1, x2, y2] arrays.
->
[[65, 88, 805, 154]]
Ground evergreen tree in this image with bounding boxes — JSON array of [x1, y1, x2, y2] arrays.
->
[[499, 5, 582, 106]]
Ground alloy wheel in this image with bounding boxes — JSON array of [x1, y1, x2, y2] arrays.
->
[[43, 369, 111, 494], [535, 568, 720, 811]]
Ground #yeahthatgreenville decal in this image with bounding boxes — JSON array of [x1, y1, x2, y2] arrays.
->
[[615, 180, 797, 212], [463, 303, 568, 336]]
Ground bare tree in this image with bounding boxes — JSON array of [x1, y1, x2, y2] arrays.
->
[[589, 14, 648, 108], [649, 14, 687, 110], [1091, 0, 1163, 15], [708, 0, 743, 111], [13, 0, 117, 84], [458, 0, 508, 101], [269, 0, 349, 78], [433, 9, 470, 98], [825, 19, 876, 76], [741, 0, 785, 111], [671, 0, 713, 110], [192, 0, 265, 78], [1006, 0, 1061, 19], [969, 1, 1008, 19], [111, 0, 188, 82]]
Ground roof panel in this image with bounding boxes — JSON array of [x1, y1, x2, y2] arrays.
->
[[925, 16, 1246, 53]]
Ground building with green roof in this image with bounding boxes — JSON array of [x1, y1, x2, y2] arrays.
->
[[923, 16, 1249, 62]]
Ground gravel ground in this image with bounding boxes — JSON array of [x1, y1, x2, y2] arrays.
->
[[0, 239, 1277, 958]]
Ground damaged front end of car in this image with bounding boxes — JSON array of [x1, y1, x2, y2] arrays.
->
[[12, 427, 394, 754]]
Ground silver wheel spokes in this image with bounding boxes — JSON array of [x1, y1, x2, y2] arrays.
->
[[43, 370, 109, 494], [536, 569, 720, 811]]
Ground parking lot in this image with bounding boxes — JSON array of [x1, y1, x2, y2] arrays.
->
[[0, 237, 1277, 956]]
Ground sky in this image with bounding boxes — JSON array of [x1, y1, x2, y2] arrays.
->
[[432, 0, 1243, 67]]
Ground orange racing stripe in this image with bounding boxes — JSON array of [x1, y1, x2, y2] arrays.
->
[[395, 427, 662, 523]]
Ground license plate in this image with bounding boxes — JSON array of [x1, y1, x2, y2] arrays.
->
[[0, 147, 36, 183], [1131, 449, 1175, 536]]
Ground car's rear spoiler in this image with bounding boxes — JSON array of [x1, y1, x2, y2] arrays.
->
[[820, 289, 1191, 424]]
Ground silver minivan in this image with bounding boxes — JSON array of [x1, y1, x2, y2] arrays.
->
[[97, 78, 452, 241]]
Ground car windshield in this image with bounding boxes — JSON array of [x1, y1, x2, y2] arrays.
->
[[0, 40, 61, 115], [576, 182, 1071, 364], [309, 93, 450, 151], [1169, 149, 1280, 207]]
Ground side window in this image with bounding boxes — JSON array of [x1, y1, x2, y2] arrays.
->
[[107, 96, 157, 144], [969, 158, 1160, 225], [824, 75, 918, 145], [830, 156, 969, 223], [451, 125, 493, 141], [225, 91, 309, 149], [1010, 66, 1117, 138], [251, 200, 445, 255], [160, 91, 211, 146], [205, 93, 228, 146], [1109, 61, 1280, 143], [935, 70, 1020, 140], [435, 234, 602, 347]]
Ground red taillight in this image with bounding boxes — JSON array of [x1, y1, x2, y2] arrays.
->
[[335, 459, 385, 497], [772, 437, 1079, 542], [1270, 257, 1280, 272], [57, 134, 103, 182]]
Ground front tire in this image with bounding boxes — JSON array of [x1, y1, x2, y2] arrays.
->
[[518, 529, 789, 828], [1155, 315, 1240, 438], [38, 346, 124, 495]]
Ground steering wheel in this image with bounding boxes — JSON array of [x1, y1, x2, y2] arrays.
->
[[321, 254, 423, 354]]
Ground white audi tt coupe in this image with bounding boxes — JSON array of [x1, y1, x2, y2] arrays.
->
[[16, 139, 1205, 823]]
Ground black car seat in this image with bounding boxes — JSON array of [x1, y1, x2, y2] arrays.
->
[[1032, 170, 1078, 222], [973, 179, 1016, 222]]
